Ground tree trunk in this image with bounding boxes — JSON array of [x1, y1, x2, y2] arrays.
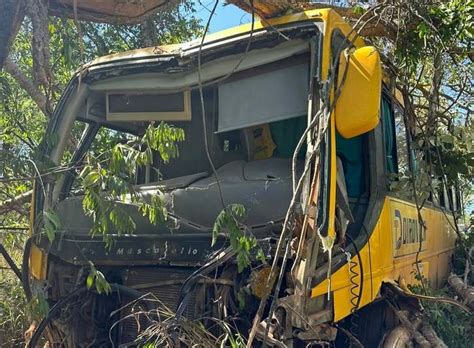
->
[[0, 0, 25, 69], [141, 19, 159, 47], [26, 0, 52, 90]]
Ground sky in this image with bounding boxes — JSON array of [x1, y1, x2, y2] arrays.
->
[[192, 0, 251, 32]]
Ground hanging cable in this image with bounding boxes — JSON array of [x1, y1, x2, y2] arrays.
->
[[345, 234, 364, 311], [344, 247, 361, 341], [248, 33, 356, 348], [201, 0, 256, 88], [197, 0, 256, 210], [197, 0, 224, 208], [178, 0, 258, 324], [344, 234, 364, 344]]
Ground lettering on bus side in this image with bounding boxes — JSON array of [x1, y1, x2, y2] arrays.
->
[[393, 209, 427, 256], [113, 244, 203, 259]]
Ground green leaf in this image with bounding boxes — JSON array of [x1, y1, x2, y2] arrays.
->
[[86, 274, 94, 289], [353, 5, 365, 15], [43, 209, 61, 242], [256, 249, 266, 263], [86, 263, 111, 294], [44, 209, 61, 229], [30, 293, 50, 320], [94, 270, 111, 295], [212, 204, 264, 272], [84, 170, 101, 187]]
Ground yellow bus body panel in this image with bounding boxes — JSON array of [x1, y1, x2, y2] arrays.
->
[[30, 243, 48, 280], [311, 196, 456, 321], [29, 8, 456, 327]]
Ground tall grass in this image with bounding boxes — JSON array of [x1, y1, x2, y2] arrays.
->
[[0, 270, 28, 347]]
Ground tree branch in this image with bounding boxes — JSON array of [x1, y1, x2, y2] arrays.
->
[[0, 243, 22, 280], [3, 59, 50, 117], [0, 190, 32, 215]]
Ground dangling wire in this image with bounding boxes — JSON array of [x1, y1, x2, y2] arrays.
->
[[343, 234, 364, 344], [345, 234, 364, 311], [196, 0, 256, 210], [177, 0, 257, 327], [343, 251, 359, 312], [196, 0, 225, 209], [344, 250, 361, 341]]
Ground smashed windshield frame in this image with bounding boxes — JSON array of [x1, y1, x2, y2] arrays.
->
[[34, 23, 323, 224], [57, 37, 322, 203]]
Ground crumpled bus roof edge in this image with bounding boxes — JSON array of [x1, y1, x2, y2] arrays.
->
[[81, 9, 333, 70]]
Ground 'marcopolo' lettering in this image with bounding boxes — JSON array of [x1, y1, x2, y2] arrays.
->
[[394, 209, 426, 248]]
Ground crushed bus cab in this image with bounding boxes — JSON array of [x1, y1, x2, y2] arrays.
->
[[26, 9, 458, 347]]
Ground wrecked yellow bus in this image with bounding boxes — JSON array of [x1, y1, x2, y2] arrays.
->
[[26, 9, 458, 347]]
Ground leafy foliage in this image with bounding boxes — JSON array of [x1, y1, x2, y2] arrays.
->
[[213, 204, 265, 273], [410, 282, 474, 347], [86, 261, 111, 295], [0, 272, 27, 346], [452, 212, 474, 285], [0, 0, 471, 345], [42, 209, 61, 242], [80, 122, 184, 248], [0, 2, 202, 344]]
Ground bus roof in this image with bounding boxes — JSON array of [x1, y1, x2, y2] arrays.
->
[[83, 9, 342, 69]]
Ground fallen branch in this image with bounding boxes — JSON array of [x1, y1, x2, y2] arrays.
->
[[227, 1, 397, 38], [448, 273, 474, 311], [26, 0, 52, 91], [420, 323, 447, 348], [226, 0, 291, 18], [385, 302, 430, 348], [0, 190, 32, 215]]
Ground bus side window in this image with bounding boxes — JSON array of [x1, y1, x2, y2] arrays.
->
[[394, 104, 410, 175], [437, 179, 447, 208], [382, 96, 409, 177], [381, 96, 397, 174], [447, 185, 455, 212], [454, 185, 462, 213]]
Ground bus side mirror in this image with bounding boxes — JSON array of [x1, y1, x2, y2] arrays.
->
[[335, 46, 382, 138]]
